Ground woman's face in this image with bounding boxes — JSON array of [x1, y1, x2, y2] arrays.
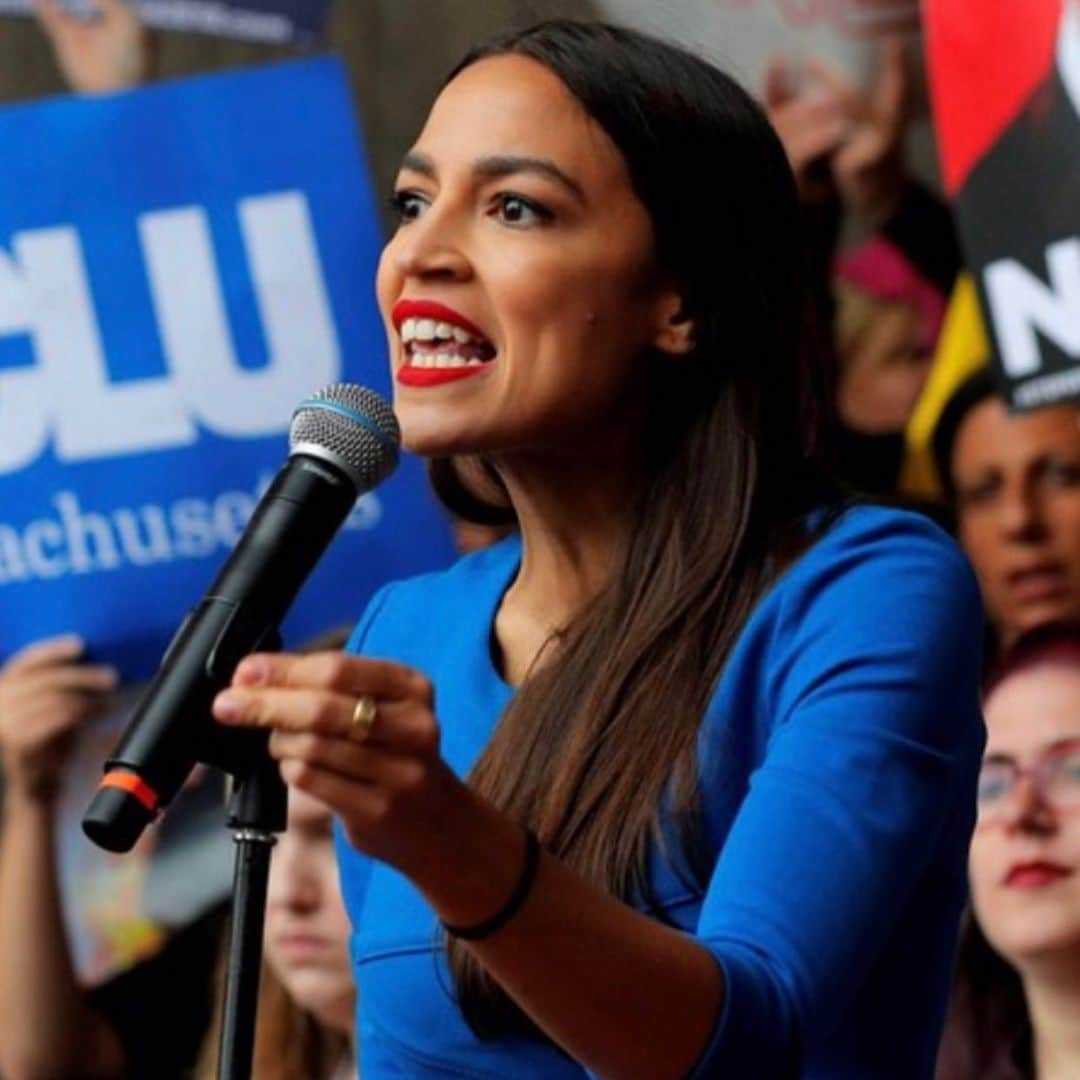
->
[[376, 54, 686, 461], [969, 665, 1080, 968], [952, 399, 1080, 643], [837, 303, 932, 434], [264, 789, 354, 1036]]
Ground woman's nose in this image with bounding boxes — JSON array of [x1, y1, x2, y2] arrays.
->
[[998, 480, 1045, 542], [391, 211, 472, 282], [267, 844, 319, 910], [1005, 775, 1058, 835]]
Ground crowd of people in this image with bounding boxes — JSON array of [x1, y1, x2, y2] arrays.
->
[[0, 2, 1077, 1078]]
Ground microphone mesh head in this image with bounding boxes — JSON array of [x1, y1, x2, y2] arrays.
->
[[289, 384, 400, 491]]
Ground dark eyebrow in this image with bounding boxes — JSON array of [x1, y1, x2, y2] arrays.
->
[[473, 155, 585, 201], [400, 150, 436, 179], [981, 752, 1016, 767], [398, 150, 585, 202]]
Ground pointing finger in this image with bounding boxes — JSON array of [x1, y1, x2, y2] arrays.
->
[[214, 686, 440, 754], [232, 651, 432, 706]]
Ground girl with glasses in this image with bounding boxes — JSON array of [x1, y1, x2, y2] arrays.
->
[[939, 623, 1080, 1080]]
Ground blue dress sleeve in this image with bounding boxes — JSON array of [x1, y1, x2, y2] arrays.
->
[[687, 516, 985, 1075], [344, 581, 396, 656]]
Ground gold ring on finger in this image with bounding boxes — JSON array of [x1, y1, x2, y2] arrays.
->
[[349, 694, 378, 742]]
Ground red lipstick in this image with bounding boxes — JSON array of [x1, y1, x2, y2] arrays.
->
[[396, 365, 491, 388], [392, 298, 496, 388]]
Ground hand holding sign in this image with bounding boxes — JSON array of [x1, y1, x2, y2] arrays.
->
[[0, 635, 118, 804], [808, 38, 911, 226], [766, 37, 910, 223], [763, 57, 850, 204], [34, 0, 155, 94]]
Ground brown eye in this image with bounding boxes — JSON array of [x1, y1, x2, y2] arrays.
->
[[957, 478, 1000, 508], [492, 193, 552, 227], [1042, 459, 1080, 488], [389, 190, 428, 223]]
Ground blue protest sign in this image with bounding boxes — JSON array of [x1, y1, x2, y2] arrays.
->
[[0, 57, 456, 680], [0, 0, 332, 44]]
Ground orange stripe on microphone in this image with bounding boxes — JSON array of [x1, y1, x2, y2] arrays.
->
[[99, 771, 159, 812]]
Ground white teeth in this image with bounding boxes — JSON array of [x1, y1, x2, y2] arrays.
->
[[408, 352, 484, 370], [399, 314, 489, 348]]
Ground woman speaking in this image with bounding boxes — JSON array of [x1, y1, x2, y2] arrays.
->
[[212, 21, 984, 1078]]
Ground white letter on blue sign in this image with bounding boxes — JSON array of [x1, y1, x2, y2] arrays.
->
[[0, 227, 196, 473], [140, 191, 341, 437]]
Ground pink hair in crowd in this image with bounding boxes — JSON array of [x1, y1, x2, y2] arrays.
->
[[983, 622, 1080, 702], [833, 236, 947, 350]]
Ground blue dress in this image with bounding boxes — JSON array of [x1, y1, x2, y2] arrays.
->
[[335, 506, 985, 1078]]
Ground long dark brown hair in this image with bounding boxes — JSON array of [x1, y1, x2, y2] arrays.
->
[[936, 915, 1032, 1080], [428, 20, 835, 1037], [195, 955, 351, 1080]]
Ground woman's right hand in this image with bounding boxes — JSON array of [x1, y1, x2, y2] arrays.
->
[[0, 636, 118, 806]]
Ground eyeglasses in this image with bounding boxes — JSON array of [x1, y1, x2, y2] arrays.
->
[[977, 738, 1080, 821]]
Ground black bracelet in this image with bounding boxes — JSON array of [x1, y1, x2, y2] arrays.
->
[[442, 829, 541, 941]]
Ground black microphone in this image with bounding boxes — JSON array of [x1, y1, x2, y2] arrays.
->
[[82, 383, 400, 854]]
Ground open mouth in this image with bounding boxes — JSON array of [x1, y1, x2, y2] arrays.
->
[[392, 300, 496, 386], [402, 317, 496, 369]]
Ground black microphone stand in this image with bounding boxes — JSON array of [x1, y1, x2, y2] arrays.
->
[[188, 629, 288, 1080], [216, 741, 287, 1080]]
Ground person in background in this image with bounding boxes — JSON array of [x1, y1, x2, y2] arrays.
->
[[0, 637, 127, 1078], [0, 637, 228, 1079], [0, 9, 226, 1078], [934, 368, 1080, 652], [938, 623, 1080, 1080], [197, 787, 357, 1080], [764, 36, 963, 494], [831, 235, 946, 491]]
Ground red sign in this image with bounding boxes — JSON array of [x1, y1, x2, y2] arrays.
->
[[925, 0, 1080, 410]]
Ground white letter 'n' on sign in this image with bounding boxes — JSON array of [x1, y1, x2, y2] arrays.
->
[[140, 191, 342, 437], [984, 238, 1080, 378]]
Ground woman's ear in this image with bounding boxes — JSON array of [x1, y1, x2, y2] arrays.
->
[[652, 291, 696, 356]]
